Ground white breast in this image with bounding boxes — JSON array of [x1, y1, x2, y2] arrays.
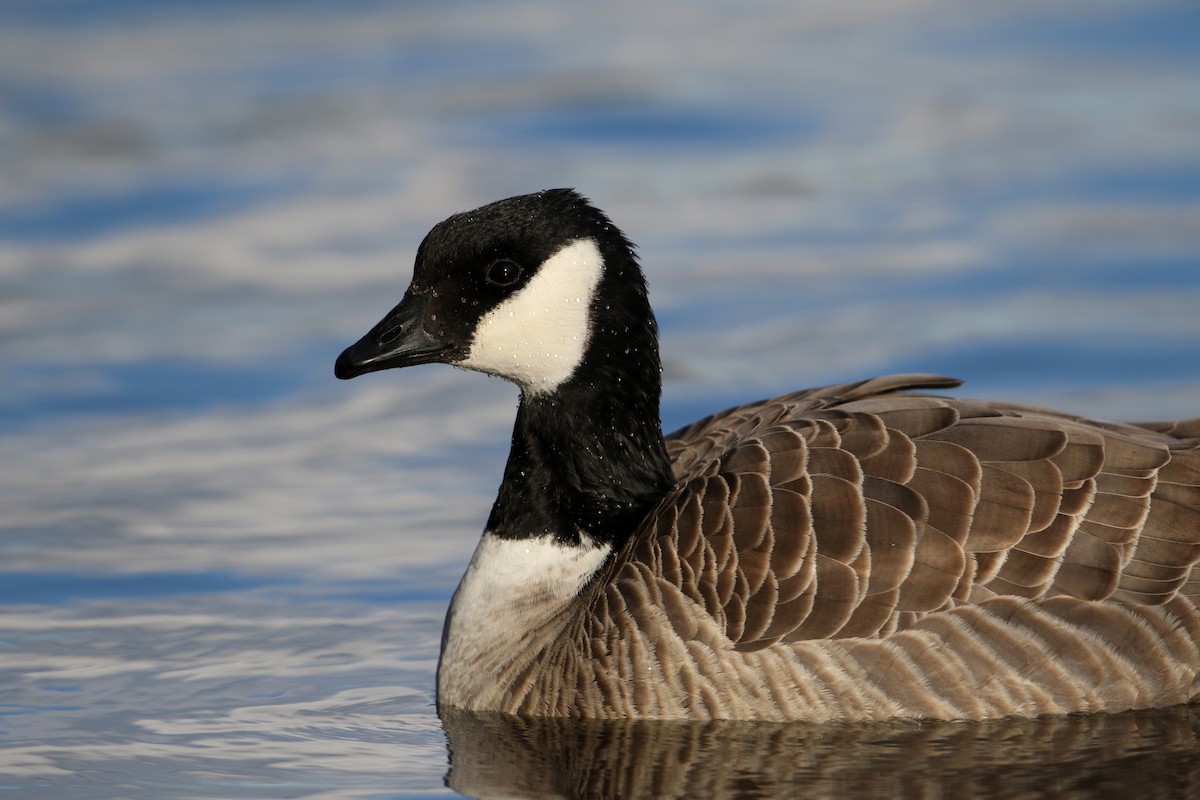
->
[[437, 532, 612, 708]]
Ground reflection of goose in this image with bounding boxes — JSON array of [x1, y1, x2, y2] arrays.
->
[[336, 189, 1200, 721], [440, 706, 1200, 798]]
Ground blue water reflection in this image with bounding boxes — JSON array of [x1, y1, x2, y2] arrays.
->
[[0, 571, 289, 605], [4, 360, 314, 431], [0, 181, 299, 243], [488, 104, 813, 147]]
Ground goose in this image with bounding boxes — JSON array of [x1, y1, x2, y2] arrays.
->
[[335, 188, 1200, 722]]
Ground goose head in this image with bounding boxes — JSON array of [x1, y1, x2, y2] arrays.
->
[[335, 189, 674, 547], [334, 188, 658, 399]]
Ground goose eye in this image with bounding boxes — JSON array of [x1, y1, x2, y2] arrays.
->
[[486, 259, 522, 288]]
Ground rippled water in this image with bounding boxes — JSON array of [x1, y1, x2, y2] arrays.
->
[[2, 2, 1199, 797]]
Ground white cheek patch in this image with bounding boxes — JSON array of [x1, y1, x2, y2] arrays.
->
[[460, 238, 603, 394]]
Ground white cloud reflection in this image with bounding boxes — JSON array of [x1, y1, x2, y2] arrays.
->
[[0, 599, 448, 795], [1, 371, 513, 578]]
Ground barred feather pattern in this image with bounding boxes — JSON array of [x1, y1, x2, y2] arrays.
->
[[495, 375, 1200, 721]]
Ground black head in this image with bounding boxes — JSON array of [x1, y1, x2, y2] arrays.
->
[[334, 189, 646, 395]]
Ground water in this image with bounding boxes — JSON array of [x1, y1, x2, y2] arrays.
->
[[2, 1, 1199, 797], [441, 708, 1200, 798]]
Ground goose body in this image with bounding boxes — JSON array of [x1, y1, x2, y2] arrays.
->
[[335, 189, 1200, 722]]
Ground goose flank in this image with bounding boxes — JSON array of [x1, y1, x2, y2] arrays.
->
[[335, 189, 1200, 722]]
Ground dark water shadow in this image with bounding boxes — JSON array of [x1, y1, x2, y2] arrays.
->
[[442, 705, 1200, 799]]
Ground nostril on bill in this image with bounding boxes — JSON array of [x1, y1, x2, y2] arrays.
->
[[378, 319, 405, 346]]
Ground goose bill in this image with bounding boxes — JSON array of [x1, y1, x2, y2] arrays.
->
[[334, 292, 452, 379]]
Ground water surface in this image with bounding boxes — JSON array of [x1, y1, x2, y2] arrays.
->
[[2, 1, 1198, 796]]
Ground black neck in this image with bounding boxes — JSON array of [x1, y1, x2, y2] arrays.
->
[[484, 274, 674, 549]]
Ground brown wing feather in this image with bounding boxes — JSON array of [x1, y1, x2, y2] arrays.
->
[[627, 374, 1200, 652]]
